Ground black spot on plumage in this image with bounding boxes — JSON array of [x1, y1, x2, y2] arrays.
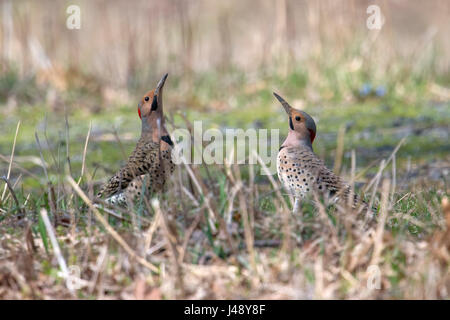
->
[[161, 135, 173, 146]]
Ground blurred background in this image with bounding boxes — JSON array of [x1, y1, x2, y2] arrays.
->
[[0, 0, 449, 188]]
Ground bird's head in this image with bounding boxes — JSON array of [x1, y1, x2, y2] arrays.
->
[[274, 92, 316, 147], [138, 73, 169, 140]]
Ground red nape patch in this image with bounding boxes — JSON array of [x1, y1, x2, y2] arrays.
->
[[138, 108, 142, 119], [308, 129, 316, 143]]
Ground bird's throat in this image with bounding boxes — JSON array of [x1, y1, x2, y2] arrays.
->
[[282, 130, 313, 150]]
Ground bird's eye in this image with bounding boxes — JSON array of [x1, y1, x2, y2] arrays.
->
[[145, 96, 150, 102], [295, 116, 301, 121]]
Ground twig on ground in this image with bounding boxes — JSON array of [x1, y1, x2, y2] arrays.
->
[[1, 120, 20, 201], [67, 176, 159, 273]]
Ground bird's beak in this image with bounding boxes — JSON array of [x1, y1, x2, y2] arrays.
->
[[273, 92, 291, 115], [154, 73, 168, 96], [151, 73, 168, 112]]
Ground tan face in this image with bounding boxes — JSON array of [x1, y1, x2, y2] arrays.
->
[[138, 89, 156, 119], [137, 73, 168, 120], [273, 92, 317, 144], [288, 109, 316, 143]]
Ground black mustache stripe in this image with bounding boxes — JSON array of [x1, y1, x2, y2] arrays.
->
[[151, 95, 158, 111], [289, 116, 294, 130]]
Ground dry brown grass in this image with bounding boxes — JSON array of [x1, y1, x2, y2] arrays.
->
[[0, 115, 448, 300]]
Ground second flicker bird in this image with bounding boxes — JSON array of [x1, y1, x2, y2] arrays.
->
[[274, 92, 369, 214]]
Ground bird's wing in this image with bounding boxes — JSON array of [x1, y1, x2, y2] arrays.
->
[[97, 140, 160, 198], [285, 146, 347, 196], [286, 147, 374, 217]]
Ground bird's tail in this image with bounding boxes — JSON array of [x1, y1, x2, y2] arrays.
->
[[340, 187, 378, 223]]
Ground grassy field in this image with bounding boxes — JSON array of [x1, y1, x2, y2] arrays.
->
[[1, 0, 449, 299]]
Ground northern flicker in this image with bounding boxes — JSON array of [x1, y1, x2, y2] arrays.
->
[[274, 92, 369, 214], [97, 73, 175, 206]]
